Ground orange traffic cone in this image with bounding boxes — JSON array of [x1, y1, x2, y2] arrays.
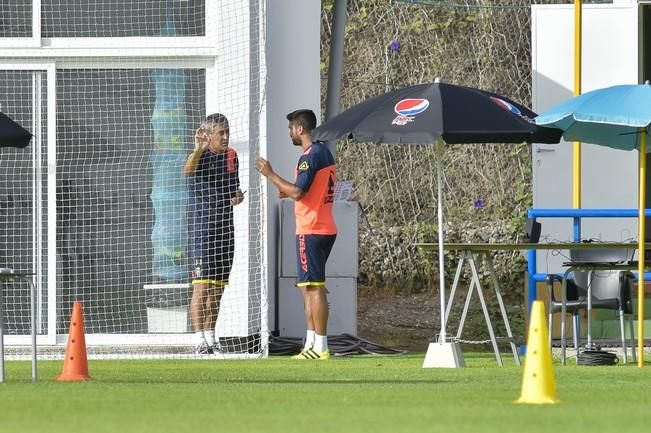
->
[[57, 301, 91, 381]]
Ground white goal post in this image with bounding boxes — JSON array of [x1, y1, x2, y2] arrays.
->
[[0, 0, 268, 359]]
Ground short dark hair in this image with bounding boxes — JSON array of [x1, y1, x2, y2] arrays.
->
[[286, 109, 317, 132], [201, 113, 229, 131]]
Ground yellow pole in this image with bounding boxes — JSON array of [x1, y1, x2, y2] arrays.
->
[[573, 0, 582, 209], [638, 131, 647, 367]]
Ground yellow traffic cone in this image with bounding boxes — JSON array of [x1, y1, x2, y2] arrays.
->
[[515, 300, 558, 404]]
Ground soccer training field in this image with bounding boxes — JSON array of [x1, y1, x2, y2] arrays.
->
[[1, 353, 651, 433]]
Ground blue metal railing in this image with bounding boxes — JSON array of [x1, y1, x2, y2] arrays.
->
[[526, 208, 651, 316]]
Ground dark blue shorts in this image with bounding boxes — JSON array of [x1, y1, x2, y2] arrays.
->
[[295, 234, 337, 287], [191, 221, 234, 286]]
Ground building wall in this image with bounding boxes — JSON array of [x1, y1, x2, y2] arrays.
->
[[531, 2, 639, 273], [264, 1, 322, 332]]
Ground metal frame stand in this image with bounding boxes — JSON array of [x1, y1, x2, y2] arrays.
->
[[0, 269, 38, 383], [422, 140, 466, 369], [559, 264, 637, 366], [445, 250, 520, 367]]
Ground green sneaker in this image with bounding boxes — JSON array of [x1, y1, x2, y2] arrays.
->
[[291, 348, 331, 360]]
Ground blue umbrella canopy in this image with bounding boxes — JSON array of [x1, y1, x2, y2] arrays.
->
[[535, 83, 651, 150], [536, 82, 651, 367]]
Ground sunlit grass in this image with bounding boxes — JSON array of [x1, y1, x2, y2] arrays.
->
[[1, 353, 650, 433]]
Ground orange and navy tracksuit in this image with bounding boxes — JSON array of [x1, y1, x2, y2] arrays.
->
[[293, 142, 337, 287]]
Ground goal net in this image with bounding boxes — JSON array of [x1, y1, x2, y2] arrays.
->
[[0, 0, 267, 359]]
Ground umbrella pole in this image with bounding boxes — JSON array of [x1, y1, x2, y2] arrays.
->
[[423, 140, 465, 368], [638, 131, 647, 367], [436, 139, 447, 341]]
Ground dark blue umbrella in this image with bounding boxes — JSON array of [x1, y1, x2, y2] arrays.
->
[[313, 79, 561, 353], [0, 112, 32, 148], [313, 80, 561, 145]]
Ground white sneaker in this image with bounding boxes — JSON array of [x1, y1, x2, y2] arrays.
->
[[194, 342, 213, 355]]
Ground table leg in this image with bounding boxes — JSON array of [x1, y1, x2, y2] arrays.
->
[[0, 281, 4, 383], [586, 271, 593, 350], [561, 269, 572, 365], [468, 253, 503, 367], [29, 278, 37, 383], [483, 254, 521, 366], [0, 275, 37, 383], [445, 253, 466, 331], [619, 310, 628, 364], [456, 273, 476, 340], [629, 316, 636, 363]]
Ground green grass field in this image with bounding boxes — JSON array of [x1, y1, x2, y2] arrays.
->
[[1, 353, 651, 433]]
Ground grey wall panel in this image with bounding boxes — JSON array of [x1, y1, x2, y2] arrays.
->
[[278, 277, 357, 337], [532, 4, 639, 273]]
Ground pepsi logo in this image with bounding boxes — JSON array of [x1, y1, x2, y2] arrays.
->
[[490, 97, 522, 116], [394, 99, 430, 116]]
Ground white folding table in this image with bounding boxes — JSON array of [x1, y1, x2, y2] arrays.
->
[[416, 242, 637, 367]]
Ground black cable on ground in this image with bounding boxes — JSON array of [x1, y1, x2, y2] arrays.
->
[[268, 336, 304, 355], [577, 349, 619, 366], [269, 333, 408, 357]]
